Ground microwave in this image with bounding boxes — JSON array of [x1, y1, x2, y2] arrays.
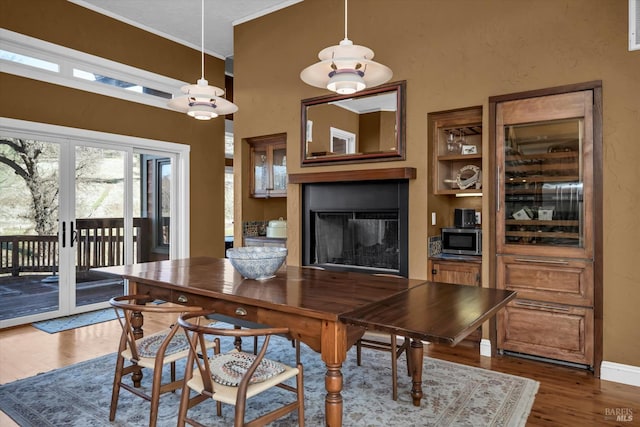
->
[[441, 227, 482, 256]]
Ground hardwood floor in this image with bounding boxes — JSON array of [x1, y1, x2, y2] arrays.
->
[[0, 318, 637, 426]]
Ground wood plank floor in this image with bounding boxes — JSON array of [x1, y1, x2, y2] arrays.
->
[[0, 318, 638, 426]]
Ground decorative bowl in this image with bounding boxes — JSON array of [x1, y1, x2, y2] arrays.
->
[[226, 247, 287, 280]]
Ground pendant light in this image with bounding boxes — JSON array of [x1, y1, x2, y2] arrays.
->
[[167, 0, 238, 120], [300, 0, 392, 95]]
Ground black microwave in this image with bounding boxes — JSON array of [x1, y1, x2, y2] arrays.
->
[[441, 227, 482, 256]]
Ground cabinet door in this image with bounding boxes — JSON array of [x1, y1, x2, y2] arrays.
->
[[495, 91, 594, 259], [251, 144, 269, 197], [497, 301, 594, 366], [270, 143, 287, 196], [248, 134, 287, 198], [497, 255, 593, 307], [430, 260, 480, 286]]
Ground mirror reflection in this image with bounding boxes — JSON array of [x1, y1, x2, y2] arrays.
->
[[301, 81, 405, 165]]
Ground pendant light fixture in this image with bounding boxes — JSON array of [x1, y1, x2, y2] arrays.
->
[[300, 0, 392, 95], [167, 0, 238, 120]]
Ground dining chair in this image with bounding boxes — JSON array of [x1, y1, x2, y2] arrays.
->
[[177, 310, 305, 427], [355, 273, 412, 401], [356, 332, 411, 401], [206, 313, 301, 365], [109, 295, 217, 427]]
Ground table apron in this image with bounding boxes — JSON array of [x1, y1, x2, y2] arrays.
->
[[135, 282, 330, 352]]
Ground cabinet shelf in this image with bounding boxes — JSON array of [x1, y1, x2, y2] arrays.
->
[[429, 107, 483, 195], [505, 230, 580, 239], [506, 219, 579, 226], [437, 153, 482, 161]]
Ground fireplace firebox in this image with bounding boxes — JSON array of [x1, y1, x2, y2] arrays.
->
[[302, 180, 409, 276]]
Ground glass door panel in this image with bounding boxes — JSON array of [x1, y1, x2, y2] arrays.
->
[[502, 118, 584, 248], [0, 138, 61, 321], [272, 146, 287, 193], [73, 145, 126, 308]]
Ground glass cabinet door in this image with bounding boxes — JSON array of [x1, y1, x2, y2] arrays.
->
[[252, 145, 268, 196], [271, 145, 287, 194], [496, 90, 593, 258], [503, 119, 584, 248]]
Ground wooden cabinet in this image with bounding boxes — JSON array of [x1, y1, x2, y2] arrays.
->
[[428, 257, 482, 341], [248, 133, 287, 198], [491, 82, 602, 371], [428, 106, 483, 195], [428, 258, 481, 286]]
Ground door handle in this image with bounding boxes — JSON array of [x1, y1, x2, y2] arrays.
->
[[62, 221, 66, 248], [70, 221, 75, 248]]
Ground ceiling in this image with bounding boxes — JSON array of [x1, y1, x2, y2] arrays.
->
[[69, 0, 303, 62]]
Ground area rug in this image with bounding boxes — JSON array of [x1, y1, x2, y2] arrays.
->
[[32, 308, 118, 333], [0, 335, 539, 426]]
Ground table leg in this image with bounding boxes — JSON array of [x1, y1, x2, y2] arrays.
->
[[324, 362, 343, 427], [409, 339, 424, 406]]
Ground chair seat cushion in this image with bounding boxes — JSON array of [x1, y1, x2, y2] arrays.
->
[[137, 331, 189, 358], [209, 350, 286, 387]]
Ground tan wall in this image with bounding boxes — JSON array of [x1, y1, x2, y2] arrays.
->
[[0, 0, 229, 258], [233, 0, 640, 366]]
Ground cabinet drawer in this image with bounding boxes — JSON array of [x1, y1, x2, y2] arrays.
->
[[497, 256, 593, 306], [170, 291, 259, 319], [497, 300, 593, 366]]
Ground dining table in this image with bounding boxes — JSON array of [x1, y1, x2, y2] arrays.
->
[[97, 257, 516, 427]]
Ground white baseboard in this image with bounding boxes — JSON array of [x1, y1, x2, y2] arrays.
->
[[601, 361, 640, 387], [480, 338, 492, 357], [478, 344, 640, 387]]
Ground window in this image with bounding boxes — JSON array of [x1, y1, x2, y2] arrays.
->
[[1, 29, 187, 109]]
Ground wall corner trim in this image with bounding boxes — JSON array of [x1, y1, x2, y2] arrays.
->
[[600, 361, 640, 387]]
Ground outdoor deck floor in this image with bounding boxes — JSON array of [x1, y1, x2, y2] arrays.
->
[[0, 272, 123, 320]]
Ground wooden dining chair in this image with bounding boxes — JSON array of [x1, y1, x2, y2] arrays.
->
[[109, 295, 217, 427], [356, 332, 411, 401], [177, 310, 305, 427], [355, 273, 412, 401]]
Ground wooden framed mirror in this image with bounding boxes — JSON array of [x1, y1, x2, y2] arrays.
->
[[301, 81, 406, 166]]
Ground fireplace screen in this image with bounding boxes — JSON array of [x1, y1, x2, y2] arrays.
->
[[313, 211, 399, 272]]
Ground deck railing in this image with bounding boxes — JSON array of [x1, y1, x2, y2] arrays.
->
[[0, 217, 151, 276]]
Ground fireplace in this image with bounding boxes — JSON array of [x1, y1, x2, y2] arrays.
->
[[302, 180, 409, 277]]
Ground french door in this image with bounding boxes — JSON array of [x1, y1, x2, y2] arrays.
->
[[0, 119, 189, 328]]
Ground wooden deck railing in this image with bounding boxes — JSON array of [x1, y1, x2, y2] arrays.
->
[[0, 217, 151, 276]]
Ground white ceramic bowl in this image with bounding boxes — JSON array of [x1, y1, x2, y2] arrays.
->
[[226, 247, 287, 280]]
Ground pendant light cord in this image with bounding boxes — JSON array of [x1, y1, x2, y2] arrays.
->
[[344, 0, 348, 39], [200, 0, 205, 80]]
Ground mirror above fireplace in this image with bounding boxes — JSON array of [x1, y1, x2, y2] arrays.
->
[[301, 81, 406, 166]]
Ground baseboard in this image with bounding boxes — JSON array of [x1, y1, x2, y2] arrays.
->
[[478, 342, 639, 387], [480, 338, 492, 357], [601, 361, 640, 387]]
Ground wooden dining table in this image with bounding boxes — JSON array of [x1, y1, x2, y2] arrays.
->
[[97, 257, 515, 427]]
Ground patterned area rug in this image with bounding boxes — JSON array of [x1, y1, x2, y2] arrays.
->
[[32, 308, 118, 333], [0, 335, 539, 426]]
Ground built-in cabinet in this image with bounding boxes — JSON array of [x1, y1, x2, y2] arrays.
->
[[428, 256, 482, 341], [429, 106, 483, 196], [248, 133, 287, 198], [428, 258, 481, 286], [490, 82, 602, 371]]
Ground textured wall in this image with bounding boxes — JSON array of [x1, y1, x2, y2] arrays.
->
[[233, 0, 640, 366]]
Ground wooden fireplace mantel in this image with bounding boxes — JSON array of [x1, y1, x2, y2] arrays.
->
[[288, 167, 416, 184]]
